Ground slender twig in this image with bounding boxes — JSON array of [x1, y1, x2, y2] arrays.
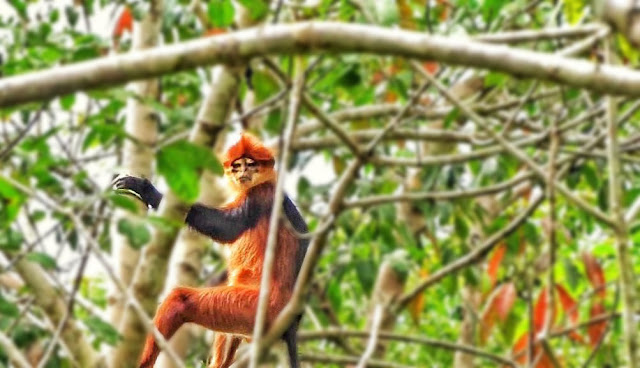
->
[[582, 286, 621, 367], [344, 172, 533, 208], [474, 24, 604, 44], [357, 304, 384, 368], [301, 352, 412, 368], [302, 94, 362, 155], [542, 115, 559, 339], [0, 105, 44, 161], [603, 37, 639, 368], [540, 340, 561, 368], [556, 26, 610, 56], [36, 239, 91, 368], [0, 175, 186, 368], [299, 329, 518, 366], [411, 60, 615, 227], [397, 194, 544, 308], [234, 73, 435, 367], [249, 56, 305, 368], [550, 312, 619, 338], [295, 89, 560, 138]]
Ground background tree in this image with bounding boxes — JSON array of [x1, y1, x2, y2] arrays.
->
[[0, 0, 639, 367]]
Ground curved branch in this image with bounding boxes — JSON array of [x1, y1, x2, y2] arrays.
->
[[3, 22, 640, 107], [299, 329, 518, 367]]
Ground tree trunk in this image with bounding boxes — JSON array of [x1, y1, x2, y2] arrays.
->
[[110, 65, 240, 367], [108, 0, 163, 331]]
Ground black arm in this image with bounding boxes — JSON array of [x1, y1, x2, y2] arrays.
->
[[283, 195, 309, 278], [113, 176, 163, 210], [185, 197, 267, 243]]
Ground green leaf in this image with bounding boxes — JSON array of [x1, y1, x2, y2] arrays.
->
[[83, 316, 121, 346], [563, 258, 580, 290], [443, 107, 460, 129], [454, 215, 469, 239], [108, 193, 140, 213], [327, 279, 342, 310], [482, 0, 509, 22], [7, 0, 27, 19], [484, 72, 507, 88], [338, 65, 361, 87], [582, 164, 599, 190], [60, 94, 76, 111], [117, 218, 151, 249], [157, 140, 223, 202], [0, 294, 19, 317], [64, 5, 79, 27], [355, 260, 376, 293], [26, 252, 57, 270], [0, 177, 26, 225], [147, 215, 181, 233], [0, 228, 23, 251], [208, 0, 234, 28], [235, 0, 268, 21]]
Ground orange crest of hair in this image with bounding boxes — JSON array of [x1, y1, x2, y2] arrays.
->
[[223, 133, 274, 168]]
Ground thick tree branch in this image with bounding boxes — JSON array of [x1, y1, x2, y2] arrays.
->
[[4, 22, 640, 107]]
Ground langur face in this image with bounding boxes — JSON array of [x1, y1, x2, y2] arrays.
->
[[228, 157, 261, 189]]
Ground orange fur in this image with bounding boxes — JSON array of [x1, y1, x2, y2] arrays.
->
[[138, 135, 302, 368], [211, 334, 242, 368], [222, 133, 274, 168]]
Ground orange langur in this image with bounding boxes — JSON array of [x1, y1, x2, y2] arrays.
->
[[114, 134, 308, 368]]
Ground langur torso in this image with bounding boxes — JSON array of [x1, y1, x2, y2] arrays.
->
[[226, 183, 298, 298]]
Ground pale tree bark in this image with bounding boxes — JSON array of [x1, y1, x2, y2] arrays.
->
[[155, 2, 267, 366], [155, 174, 230, 368], [13, 259, 104, 368], [0, 330, 30, 368], [604, 41, 639, 367], [364, 258, 407, 358], [5, 22, 640, 108], [596, 0, 640, 47], [108, 0, 163, 331], [110, 66, 240, 367]]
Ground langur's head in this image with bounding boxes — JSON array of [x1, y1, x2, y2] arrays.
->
[[223, 133, 276, 191]]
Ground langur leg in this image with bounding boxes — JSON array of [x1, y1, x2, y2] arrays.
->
[[139, 286, 277, 368], [282, 322, 300, 368], [209, 334, 242, 368]]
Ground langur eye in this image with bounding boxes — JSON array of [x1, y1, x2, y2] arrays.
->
[[232, 162, 241, 169], [247, 161, 257, 167]]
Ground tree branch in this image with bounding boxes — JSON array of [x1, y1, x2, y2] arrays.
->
[[4, 22, 640, 107]]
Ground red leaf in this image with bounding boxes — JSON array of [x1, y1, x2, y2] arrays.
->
[[487, 243, 506, 287], [555, 284, 585, 343], [422, 61, 439, 75], [533, 287, 555, 333], [384, 91, 398, 102], [512, 333, 529, 364], [555, 284, 578, 324], [480, 282, 516, 344], [113, 7, 133, 38], [582, 252, 606, 298], [512, 333, 555, 368], [496, 282, 516, 321], [587, 303, 608, 347], [371, 71, 385, 85]]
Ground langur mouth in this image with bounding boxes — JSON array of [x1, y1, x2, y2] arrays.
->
[[239, 176, 251, 183]]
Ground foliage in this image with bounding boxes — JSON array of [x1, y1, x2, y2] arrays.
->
[[0, 0, 638, 367]]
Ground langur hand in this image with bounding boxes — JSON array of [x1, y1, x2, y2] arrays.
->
[[113, 176, 163, 209]]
